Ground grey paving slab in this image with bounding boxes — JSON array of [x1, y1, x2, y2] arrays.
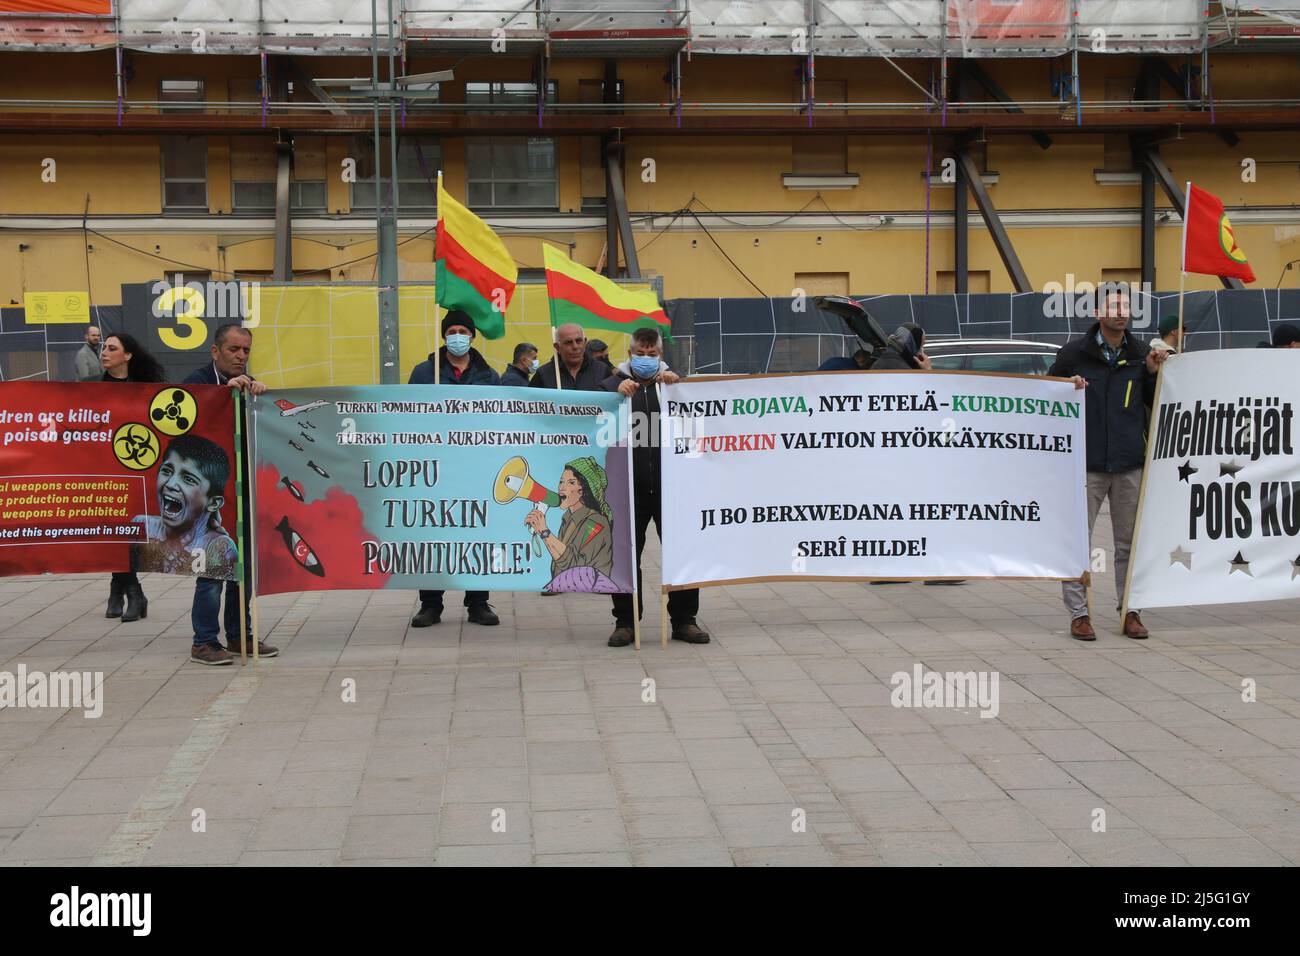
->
[[4, 527, 1300, 866]]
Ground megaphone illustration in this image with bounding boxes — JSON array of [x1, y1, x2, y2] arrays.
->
[[494, 456, 560, 556]]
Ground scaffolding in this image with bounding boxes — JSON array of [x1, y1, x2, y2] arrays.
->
[[2, 1, 1298, 55]]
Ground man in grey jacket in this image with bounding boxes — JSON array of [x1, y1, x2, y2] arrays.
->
[[74, 325, 101, 381]]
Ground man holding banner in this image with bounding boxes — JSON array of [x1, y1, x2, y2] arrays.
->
[[407, 312, 501, 628], [1049, 289, 1166, 641], [602, 328, 708, 648], [182, 323, 277, 664]]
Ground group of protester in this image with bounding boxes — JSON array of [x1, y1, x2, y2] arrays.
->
[[405, 312, 708, 648], [67, 294, 1298, 661], [73, 314, 707, 662]]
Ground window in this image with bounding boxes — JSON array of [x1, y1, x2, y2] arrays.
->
[[161, 136, 207, 211], [936, 270, 990, 293], [232, 180, 328, 214], [963, 353, 1053, 375], [793, 272, 849, 297], [351, 137, 441, 211], [465, 81, 557, 112], [466, 137, 558, 210], [160, 79, 204, 112], [577, 78, 624, 114]]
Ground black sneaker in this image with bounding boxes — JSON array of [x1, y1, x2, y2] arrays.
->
[[467, 604, 499, 626], [607, 626, 635, 648], [411, 605, 442, 627], [671, 622, 711, 644]]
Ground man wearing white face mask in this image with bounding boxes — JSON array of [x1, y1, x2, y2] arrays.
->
[[501, 341, 539, 387], [409, 311, 501, 386], [601, 327, 709, 648], [407, 311, 501, 627]]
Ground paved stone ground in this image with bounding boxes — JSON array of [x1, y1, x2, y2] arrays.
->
[[2, 509, 1299, 867]]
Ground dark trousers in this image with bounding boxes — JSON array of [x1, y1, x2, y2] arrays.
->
[[193, 576, 250, 646], [612, 491, 699, 627], [110, 571, 138, 588], [419, 590, 490, 611]]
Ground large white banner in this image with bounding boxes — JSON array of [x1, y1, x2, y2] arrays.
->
[[660, 371, 1089, 588], [1128, 351, 1300, 610]]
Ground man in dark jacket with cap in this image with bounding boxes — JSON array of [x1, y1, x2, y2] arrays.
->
[[1049, 288, 1167, 641], [407, 310, 500, 627], [601, 327, 709, 647], [409, 310, 501, 386], [872, 323, 932, 371]]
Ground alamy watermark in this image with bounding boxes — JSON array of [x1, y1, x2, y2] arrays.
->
[[890, 663, 1000, 718], [0, 665, 103, 718], [1041, 275, 1152, 328]]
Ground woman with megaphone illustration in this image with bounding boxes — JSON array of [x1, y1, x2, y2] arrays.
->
[[523, 456, 619, 593]]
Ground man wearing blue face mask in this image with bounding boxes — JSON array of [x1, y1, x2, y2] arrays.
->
[[501, 342, 539, 387], [407, 311, 501, 627], [601, 327, 710, 648]]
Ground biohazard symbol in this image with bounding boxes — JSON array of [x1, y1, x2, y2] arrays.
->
[[149, 387, 197, 436], [113, 423, 160, 471], [1219, 214, 1248, 264]]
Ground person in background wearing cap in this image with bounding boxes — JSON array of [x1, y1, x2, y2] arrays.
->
[[407, 310, 501, 627], [1149, 316, 1182, 355], [1269, 323, 1300, 349], [600, 327, 709, 648]]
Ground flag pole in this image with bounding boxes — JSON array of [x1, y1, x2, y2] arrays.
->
[[1178, 181, 1191, 349], [434, 170, 443, 386], [233, 390, 248, 664], [544, 246, 562, 391]]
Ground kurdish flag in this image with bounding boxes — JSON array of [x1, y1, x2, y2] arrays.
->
[[1182, 182, 1255, 284], [543, 245, 671, 341], [435, 174, 518, 339]]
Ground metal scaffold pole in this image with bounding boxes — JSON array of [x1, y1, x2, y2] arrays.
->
[[374, 0, 399, 385]]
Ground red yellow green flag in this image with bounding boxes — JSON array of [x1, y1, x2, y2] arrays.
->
[[1182, 182, 1255, 284], [542, 245, 671, 341], [435, 174, 517, 339]]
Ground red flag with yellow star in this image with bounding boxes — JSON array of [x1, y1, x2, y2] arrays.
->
[[1182, 183, 1255, 283]]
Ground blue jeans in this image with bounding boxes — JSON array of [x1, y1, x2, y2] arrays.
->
[[192, 577, 249, 646]]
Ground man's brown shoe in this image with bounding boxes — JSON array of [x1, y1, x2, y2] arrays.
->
[[607, 626, 635, 648], [226, 640, 280, 658], [191, 643, 234, 666], [1124, 611, 1149, 640], [1070, 616, 1096, 641]]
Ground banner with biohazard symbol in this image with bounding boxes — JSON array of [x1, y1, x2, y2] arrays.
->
[[0, 382, 239, 580], [250, 386, 635, 597]]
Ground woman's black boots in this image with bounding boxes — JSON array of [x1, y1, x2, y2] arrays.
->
[[121, 581, 148, 623], [106, 577, 126, 618]]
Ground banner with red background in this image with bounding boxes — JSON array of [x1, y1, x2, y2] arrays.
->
[[0, 382, 239, 580]]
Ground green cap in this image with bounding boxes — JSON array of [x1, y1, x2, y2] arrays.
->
[[1158, 315, 1181, 337]]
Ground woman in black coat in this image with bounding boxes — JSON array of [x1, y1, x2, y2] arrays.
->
[[100, 333, 165, 622]]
